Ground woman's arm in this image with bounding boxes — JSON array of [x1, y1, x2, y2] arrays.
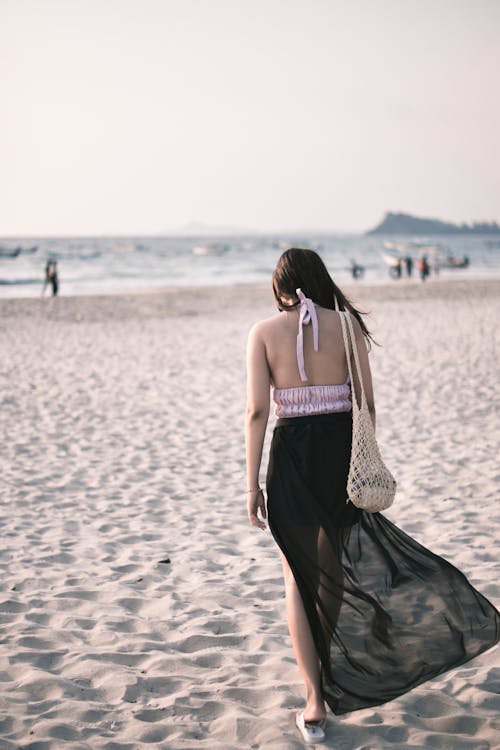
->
[[350, 315, 376, 431], [245, 322, 271, 530]]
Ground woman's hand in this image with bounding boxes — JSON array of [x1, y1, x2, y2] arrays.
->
[[247, 489, 267, 530]]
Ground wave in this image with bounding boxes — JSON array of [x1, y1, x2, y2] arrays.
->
[[0, 278, 41, 286]]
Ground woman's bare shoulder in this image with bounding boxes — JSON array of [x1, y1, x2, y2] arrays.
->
[[247, 313, 283, 338]]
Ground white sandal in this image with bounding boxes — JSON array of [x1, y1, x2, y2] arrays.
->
[[295, 711, 326, 744]]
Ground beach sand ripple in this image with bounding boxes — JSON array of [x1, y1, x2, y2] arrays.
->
[[1, 280, 499, 748]]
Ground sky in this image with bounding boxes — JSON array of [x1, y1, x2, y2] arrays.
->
[[1, 0, 499, 235]]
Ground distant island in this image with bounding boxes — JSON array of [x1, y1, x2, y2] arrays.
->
[[367, 212, 500, 235]]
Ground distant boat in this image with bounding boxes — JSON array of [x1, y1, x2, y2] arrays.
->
[[384, 240, 442, 254], [271, 239, 292, 250], [0, 245, 38, 258], [270, 239, 317, 251], [113, 240, 137, 254], [381, 245, 469, 271], [438, 255, 469, 269], [0, 247, 21, 258], [380, 250, 402, 268], [423, 245, 470, 269], [383, 240, 410, 253], [192, 243, 229, 256]]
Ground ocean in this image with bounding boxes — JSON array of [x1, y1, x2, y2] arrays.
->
[[1, 233, 499, 298]]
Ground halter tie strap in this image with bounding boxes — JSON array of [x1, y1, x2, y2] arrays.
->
[[296, 288, 319, 381]]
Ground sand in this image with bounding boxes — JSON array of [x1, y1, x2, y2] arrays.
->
[[1, 278, 499, 749]]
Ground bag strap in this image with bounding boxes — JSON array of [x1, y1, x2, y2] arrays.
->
[[335, 297, 367, 411]]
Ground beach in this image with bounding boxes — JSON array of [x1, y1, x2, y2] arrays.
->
[[1, 278, 499, 749]]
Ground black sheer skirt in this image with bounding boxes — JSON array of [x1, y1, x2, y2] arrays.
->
[[266, 412, 500, 715]]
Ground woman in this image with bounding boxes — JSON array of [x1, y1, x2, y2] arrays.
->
[[245, 248, 499, 744]]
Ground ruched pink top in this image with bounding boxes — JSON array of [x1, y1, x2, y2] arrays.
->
[[273, 289, 352, 418]]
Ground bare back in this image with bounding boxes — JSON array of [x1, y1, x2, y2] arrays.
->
[[260, 306, 349, 389], [247, 296, 375, 421]]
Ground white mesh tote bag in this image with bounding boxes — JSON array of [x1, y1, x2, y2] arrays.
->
[[338, 306, 396, 512]]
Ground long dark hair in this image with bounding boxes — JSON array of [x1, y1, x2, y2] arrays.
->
[[272, 247, 374, 344]]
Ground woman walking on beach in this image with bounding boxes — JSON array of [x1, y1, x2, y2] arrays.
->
[[245, 248, 500, 744]]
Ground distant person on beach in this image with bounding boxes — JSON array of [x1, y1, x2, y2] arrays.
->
[[245, 247, 499, 744], [405, 255, 413, 277], [388, 258, 402, 279], [416, 254, 430, 282], [349, 259, 365, 280], [43, 260, 59, 296]]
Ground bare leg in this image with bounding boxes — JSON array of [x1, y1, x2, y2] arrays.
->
[[280, 551, 327, 722]]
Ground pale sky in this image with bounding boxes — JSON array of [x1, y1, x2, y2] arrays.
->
[[1, 0, 499, 235]]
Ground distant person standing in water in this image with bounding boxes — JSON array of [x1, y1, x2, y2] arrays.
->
[[405, 255, 413, 277], [349, 259, 365, 280], [43, 260, 59, 296], [416, 254, 430, 282]]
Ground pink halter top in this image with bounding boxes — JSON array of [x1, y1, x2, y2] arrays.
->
[[273, 289, 352, 418]]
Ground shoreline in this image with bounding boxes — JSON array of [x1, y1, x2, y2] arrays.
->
[[1, 277, 499, 323]]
